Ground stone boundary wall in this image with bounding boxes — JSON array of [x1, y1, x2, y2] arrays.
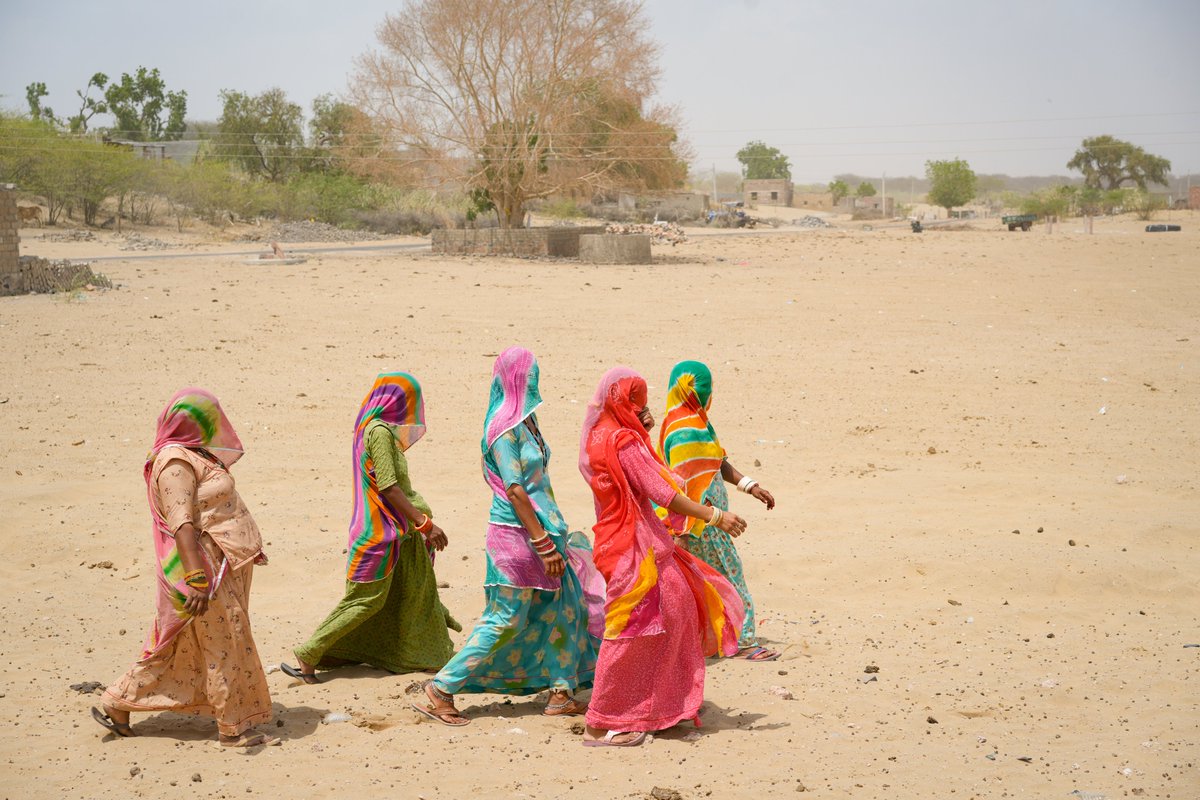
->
[[0, 186, 19, 294], [579, 234, 652, 265], [432, 226, 605, 257]]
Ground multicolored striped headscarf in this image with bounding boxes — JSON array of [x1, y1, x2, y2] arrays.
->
[[346, 372, 426, 582], [141, 387, 243, 660], [659, 360, 726, 535]]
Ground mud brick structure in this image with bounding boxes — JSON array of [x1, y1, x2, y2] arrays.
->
[[0, 185, 20, 294]]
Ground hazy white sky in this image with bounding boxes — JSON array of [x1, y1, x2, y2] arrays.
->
[[3, 0, 1198, 182]]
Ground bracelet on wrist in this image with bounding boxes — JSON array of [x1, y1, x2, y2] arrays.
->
[[708, 506, 723, 526], [414, 514, 434, 534], [736, 476, 759, 493]]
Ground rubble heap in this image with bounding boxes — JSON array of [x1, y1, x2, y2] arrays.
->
[[795, 215, 831, 228], [3, 256, 113, 295], [604, 221, 688, 245]]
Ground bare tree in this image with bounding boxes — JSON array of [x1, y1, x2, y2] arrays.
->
[[352, 0, 683, 227]]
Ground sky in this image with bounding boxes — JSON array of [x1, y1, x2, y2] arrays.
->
[[2, 0, 1198, 184]]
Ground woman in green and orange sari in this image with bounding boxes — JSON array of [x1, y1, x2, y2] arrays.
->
[[659, 360, 779, 661], [282, 372, 458, 683]]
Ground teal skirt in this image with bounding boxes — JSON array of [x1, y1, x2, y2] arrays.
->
[[432, 567, 600, 696]]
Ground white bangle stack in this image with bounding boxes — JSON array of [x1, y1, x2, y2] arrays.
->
[[736, 475, 759, 493], [708, 506, 723, 526]]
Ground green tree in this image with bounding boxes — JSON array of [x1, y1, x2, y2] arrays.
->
[[1067, 135, 1171, 190], [827, 179, 849, 204], [214, 88, 305, 182], [68, 73, 109, 134], [25, 82, 59, 125], [736, 140, 791, 180], [855, 180, 876, 198], [925, 158, 977, 214], [104, 67, 187, 141]]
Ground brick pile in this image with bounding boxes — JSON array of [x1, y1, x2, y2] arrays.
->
[[0, 186, 23, 295]]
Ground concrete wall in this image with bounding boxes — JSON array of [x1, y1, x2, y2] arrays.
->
[[579, 234, 652, 265], [0, 186, 20, 295], [793, 191, 834, 211], [432, 226, 605, 257]]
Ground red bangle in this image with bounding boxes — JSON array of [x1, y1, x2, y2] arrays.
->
[[415, 515, 433, 534]]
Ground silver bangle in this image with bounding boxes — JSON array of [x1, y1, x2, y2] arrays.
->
[[709, 506, 722, 526], [737, 476, 758, 493]]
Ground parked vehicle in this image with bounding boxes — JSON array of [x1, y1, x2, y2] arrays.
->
[[1001, 214, 1037, 231]]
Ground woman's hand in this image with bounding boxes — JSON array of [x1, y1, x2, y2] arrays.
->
[[750, 485, 775, 510], [539, 550, 566, 578], [714, 509, 747, 537], [422, 522, 448, 551], [183, 586, 210, 617], [637, 406, 654, 431]]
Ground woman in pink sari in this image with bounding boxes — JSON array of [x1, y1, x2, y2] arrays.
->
[[578, 367, 747, 747]]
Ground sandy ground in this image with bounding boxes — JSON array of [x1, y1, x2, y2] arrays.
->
[[1, 213, 1197, 799]]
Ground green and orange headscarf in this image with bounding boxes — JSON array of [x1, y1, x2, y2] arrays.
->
[[658, 360, 726, 535]]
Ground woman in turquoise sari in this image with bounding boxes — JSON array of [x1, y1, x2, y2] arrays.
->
[[659, 360, 779, 661], [412, 347, 604, 725]]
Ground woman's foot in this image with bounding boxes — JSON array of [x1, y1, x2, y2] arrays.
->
[[543, 690, 587, 716], [91, 705, 136, 737], [737, 645, 781, 662], [582, 725, 646, 747], [410, 680, 470, 726], [280, 657, 320, 685], [219, 730, 281, 747]]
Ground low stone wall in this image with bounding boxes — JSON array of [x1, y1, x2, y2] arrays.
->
[[579, 233, 652, 265], [432, 226, 605, 257], [0, 186, 20, 294]]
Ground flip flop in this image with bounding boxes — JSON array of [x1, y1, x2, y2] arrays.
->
[[582, 730, 647, 748], [738, 646, 781, 662], [279, 663, 321, 685], [410, 681, 470, 727], [220, 732, 281, 748], [543, 697, 588, 717], [91, 706, 136, 738]]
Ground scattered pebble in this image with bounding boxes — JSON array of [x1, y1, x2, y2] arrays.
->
[[858, 675, 877, 684], [89, 561, 114, 570], [192, 773, 202, 783], [1069, 539, 1077, 546], [947, 599, 961, 606], [1017, 756, 1033, 763], [569, 721, 585, 735], [650, 787, 682, 800], [129, 766, 140, 777], [927, 716, 938, 724], [864, 665, 880, 673], [769, 686, 794, 700]]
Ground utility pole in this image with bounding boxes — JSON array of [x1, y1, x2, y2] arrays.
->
[[711, 164, 719, 206]]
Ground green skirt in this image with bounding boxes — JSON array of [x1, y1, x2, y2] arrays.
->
[[295, 533, 460, 674]]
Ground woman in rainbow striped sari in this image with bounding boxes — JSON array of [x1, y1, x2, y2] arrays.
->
[[412, 347, 604, 725], [282, 372, 459, 683], [578, 367, 746, 747], [659, 360, 778, 661], [92, 388, 277, 747]]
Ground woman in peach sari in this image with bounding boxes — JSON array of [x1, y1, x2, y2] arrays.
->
[[93, 388, 276, 747]]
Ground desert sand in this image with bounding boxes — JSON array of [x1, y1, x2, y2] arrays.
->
[[1, 212, 1197, 799]]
